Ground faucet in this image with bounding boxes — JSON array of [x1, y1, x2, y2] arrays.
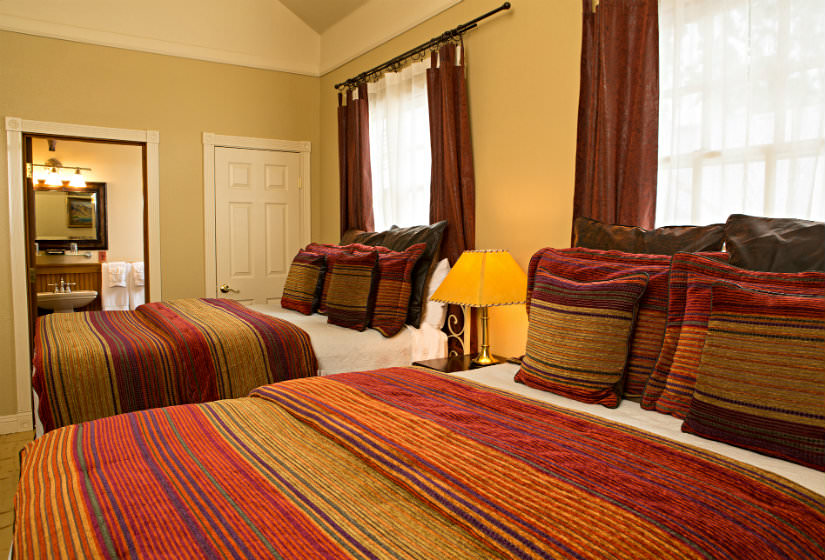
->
[[47, 278, 76, 293]]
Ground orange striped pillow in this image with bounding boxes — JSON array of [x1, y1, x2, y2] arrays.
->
[[325, 251, 378, 331], [281, 251, 326, 315], [682, 283, 824, 470], [515, 270, 649, 408], [306, 243, 353, 314], [643, 253, 825, 418]]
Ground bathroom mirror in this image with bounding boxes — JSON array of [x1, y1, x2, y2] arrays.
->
[[34, 182, 108, 250]]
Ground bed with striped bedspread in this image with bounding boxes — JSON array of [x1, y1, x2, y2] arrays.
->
[[32, 298, 317, 432], [15, 367, 824, 559]]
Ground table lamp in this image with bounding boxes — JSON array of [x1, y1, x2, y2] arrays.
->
[[430, 249, 527, 366]]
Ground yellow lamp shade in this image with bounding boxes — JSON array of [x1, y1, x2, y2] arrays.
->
[[430, 249, 527, 307]]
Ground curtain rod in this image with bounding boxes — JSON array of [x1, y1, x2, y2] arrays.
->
[[334, 2, 511, 91]]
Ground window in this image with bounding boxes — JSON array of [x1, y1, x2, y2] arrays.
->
[[368, 59, 431, 231], [657, 0, 825, 225]]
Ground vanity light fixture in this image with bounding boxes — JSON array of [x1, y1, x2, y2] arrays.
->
[[31, 162, 92, 189]]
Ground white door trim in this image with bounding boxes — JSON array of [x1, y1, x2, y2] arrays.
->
[[203, 133, 311, 298], [4, 116, 160, 427]]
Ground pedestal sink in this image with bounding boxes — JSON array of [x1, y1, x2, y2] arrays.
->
[[37, 291, 98, 313]]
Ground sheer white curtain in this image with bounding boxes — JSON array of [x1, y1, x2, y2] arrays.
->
[[368, 58, 431, 232], [657, 0, 825, 226]]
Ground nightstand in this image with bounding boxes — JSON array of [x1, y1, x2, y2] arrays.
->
[[413, 354, 510, 373]]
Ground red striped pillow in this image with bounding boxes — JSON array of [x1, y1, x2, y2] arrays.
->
[[306, 243, 354, 314], [525, 248, 728, 401], [281, 251, 326, 315], [515, 270, 649, 407], [325, 251, 378, 331], [370, 243, 427, 337], [643, 253, 825, 418], [526, 248, 670, 401], [682, 283, 824, 470]]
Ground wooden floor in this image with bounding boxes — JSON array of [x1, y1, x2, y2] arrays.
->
[[0, 431, 35, 557]]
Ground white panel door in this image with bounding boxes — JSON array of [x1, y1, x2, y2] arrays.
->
[[215, 147, 301, 305]]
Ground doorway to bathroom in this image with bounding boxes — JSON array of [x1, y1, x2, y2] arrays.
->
[[5, 116, 161, 432], [25, 135, 147, 317]]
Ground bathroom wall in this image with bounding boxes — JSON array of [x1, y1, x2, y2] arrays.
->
[[32, 137, 144, 265]]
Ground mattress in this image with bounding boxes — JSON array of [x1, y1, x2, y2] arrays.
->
[[247, 304, 447, 375], [453, 363, 824, 495]]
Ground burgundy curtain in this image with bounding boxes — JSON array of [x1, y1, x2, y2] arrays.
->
[[427, 41, 477, 355], [572, 0, 659, 236], [427, 41, 475, 263], [338, 83, 374, 236]]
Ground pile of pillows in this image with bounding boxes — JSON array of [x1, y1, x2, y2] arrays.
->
[[517, 214, 824, 471], [280, 221, 447, 337]]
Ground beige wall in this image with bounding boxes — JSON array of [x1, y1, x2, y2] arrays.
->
[[0, 30, 321, 417], [32, 138, 144, 264], [319, 0, 582, 358]]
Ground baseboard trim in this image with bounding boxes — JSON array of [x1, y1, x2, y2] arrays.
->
[[0, 412, 33, 435]]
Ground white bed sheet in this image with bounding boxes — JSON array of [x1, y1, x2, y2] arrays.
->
[[450, 363, 825, 496], [248, 304, 447, 375]]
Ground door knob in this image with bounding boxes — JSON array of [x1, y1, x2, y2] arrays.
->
[[219, 284, 239, 294]]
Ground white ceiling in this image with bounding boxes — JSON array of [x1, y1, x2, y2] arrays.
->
[[0, 0, 463, 76], [279, 0, 370, 33]]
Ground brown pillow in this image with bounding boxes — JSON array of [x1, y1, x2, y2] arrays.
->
[[724, 214, 825, 273], [340, 229, 366, 244], [352, 221, 447, 328], [573, 216, 725, 255]]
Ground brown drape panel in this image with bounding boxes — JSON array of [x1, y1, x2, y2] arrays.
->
[[338, 83, 374, 236], [572, 0, 659, 237], [427, 42, 475, 263], [427, 42, 477, 355]]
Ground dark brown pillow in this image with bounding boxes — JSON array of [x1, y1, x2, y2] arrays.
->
[[352, 221, 447, 328], [573, 216, 725, 255], [340, 229, 366, 244], [724, 214, 825, 273]]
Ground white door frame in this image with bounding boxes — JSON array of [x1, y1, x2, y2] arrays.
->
[[4, 116, 161, 432], [202, 133, 311, 298]]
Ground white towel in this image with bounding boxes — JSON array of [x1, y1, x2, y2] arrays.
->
[[107, 262, 128, 287], [132, 261, 145, 287], [101, 262, 130, 311], [128, 262, 145, 310]]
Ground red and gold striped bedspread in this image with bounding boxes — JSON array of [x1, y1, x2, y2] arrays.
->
[[15, 367, 824, 559], [32, 298, 317, 432]]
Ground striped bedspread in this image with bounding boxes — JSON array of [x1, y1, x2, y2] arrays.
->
[[32, 298, 317, 432], [15, 368, 824, 559]]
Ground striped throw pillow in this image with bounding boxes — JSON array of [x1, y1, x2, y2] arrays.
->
[[281, 251, 326, 315], [515, 270, 649, 408], [306, 243, 354, 314], [642, 253, 825, 419], [370, 243, 427, 337], [682, 283, 824, 471], [526, 248, 671, 401], [325, 251, 379, 331]]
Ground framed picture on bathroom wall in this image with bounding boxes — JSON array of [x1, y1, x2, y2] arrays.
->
[[67, 195, 94, 228]]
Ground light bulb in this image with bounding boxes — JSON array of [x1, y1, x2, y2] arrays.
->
[[68, 169, 86, 189], [45, 167, 62, 187]]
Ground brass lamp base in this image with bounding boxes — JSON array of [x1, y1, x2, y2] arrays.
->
[[471, 350, 501, 367], [470, 306, 501, 367]]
